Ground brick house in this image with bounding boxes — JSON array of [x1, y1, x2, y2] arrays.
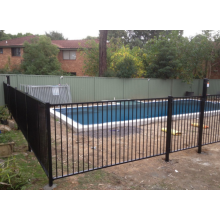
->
[[0, 35, 97, 76]]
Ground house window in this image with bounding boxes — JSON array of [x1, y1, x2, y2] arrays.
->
[[70, 72, 76, 76], [63, 51, 76, 60], [0, 48, 3, 54], [11, 48, 21, 56]]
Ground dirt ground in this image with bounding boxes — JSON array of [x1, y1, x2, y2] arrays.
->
[[51, 142, 220, 190]]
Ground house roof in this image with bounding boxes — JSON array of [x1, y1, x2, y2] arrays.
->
[[51, 39, 99, 49], [0, 35, 99, 49], [0, 35, 36, 47]]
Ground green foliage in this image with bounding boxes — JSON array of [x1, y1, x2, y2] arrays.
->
[[0, 56, 22, 74], [0, 130, 27, 146], [0, 129, 48, 190], [114, 56, 138, 78], [179, 31, 220, 80], [0, 157, 28, 190], [126, 30, 183, 48], [107, 30, 128, 45], [0, 68, 22, 75], [107, 30, 184, 48], [143, 33, 183, 79], [110, 46, 145, 78], [0, 106, 9, 121], [80, 39, 113, 76], [0, 30, 33, 41], [45, 31, 67, 40], [80, 40, 99, 76], [83, 36, 98, 40], [3, 56, 12, 72], [21, 36, 61, 75], [143, 30, 220, 82], [103, 69, 116, 77], [81, 30, 220, 81]]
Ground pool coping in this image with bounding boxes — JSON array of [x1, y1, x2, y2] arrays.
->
[[50, 100, 220, 132]]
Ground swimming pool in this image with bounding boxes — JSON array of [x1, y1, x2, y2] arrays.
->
[[50, 99, 220, 131]]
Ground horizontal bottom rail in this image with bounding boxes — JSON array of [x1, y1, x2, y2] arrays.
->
[[171, 145, 198, 153], [202, 140, 220, 146], [52, 153, 167, 180], [52, 141, 220, 181]]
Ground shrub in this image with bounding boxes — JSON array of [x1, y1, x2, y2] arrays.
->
[[103, 69, 116, 77], [110, 46, 145, 78], [0, 106, 9, 121], [114, 57, 138, 78], [0, 157, 28, 190]]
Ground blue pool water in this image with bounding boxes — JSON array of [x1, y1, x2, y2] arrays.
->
[[55, 100, 220, 126]]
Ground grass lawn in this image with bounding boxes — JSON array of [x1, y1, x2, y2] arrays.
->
[[0, 129, 120, 190], [0, 129, 48, 190]]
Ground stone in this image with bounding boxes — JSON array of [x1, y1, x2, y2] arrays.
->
[[0, 124, 11, 132], [43, 184, 57, 190], [7, 120, 17, 129], [0, 142, 14, 157]]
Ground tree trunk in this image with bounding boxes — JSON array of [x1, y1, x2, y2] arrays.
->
[[99, 30, 108, 77]]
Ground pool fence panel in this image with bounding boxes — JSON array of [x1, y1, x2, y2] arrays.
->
[[3, 77, 220, 186], [3, 82, 53, 185]]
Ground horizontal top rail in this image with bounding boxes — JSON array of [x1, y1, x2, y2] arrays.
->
[[49, 97, 170, 106]]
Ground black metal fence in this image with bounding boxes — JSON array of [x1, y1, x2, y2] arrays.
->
[[3, 82, 52, 185], [3, 78, 220, 186]]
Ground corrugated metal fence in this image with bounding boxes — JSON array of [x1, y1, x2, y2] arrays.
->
[[1, 74, 220, 106]]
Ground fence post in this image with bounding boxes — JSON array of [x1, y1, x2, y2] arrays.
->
[[165, 96, 173, 162], [46, 102, 53, 187], [198, 78, 209, 153], [6, 75, 10, 85]]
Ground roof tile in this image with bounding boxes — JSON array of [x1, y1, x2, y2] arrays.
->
[[0, 35, 36, 47], [0, 35, 99, 49], [51, 39, 99, 49]]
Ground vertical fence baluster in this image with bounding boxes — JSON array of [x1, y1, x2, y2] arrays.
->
[[165, 96, 173, 162], [46, 103, 53, 187], [102, 102, 104, 167], [198, 79, 209, 153]]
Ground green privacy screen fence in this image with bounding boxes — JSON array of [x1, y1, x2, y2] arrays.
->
[[1, 74, 220, 106]]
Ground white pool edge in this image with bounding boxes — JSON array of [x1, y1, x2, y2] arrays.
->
[[50, 106, 220, 132]]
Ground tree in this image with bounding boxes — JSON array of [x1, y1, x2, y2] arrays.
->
[[0, 30, 4, 40], [126, 30, 184, 48], [21, 36, 62, 75], [80, 39, 116, 76], [99, 30, 108, 77], [83, 36, 98, 40], [45, 31, 67, 40], [143, 30, 220, 82], [114, 57, 137, 78], [79, 39, 100, 76], [110, 46, 145, 78], [107, 30, 128, 45], [0, 31, 33, 41], [143, 31, 185, 79], [179, 31, 220, 80]]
